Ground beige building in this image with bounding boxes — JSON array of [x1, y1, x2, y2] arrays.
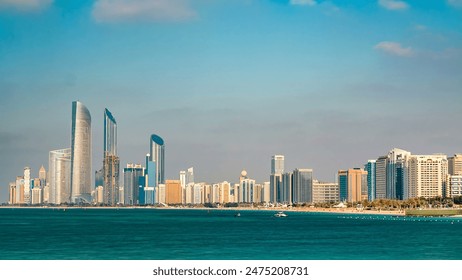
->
[[31, 187, 42, 205], [448, 154, 462, 176], [408, 155, 448, 199], [166, 180, 182, 204], [338, 169, 368, 203], [312, 180, 339, 204]]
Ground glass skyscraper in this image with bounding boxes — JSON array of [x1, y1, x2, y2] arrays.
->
[[123, 164, 144, 205], [70, 101, 92, 203], [364, 160, 376, 201], [150, 134, 165, 185], [292, 169, 313, 204]]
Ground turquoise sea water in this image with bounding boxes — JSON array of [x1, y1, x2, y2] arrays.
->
[[0, 208, 461, 260]]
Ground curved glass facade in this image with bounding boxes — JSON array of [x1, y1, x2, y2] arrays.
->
[[104, 108, 117, 156], [150, 134, 165, 185], [71, 101, 92, 203]]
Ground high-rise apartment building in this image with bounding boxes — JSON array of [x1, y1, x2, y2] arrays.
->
[[70, 101, 92, 203], [49, 148, 71, 204], [103, 108, 120, 206], [338, 168, 368, 203], [375, 156, 387, 199], [408, 154, 448, 199], [292, 169, 313, 204]]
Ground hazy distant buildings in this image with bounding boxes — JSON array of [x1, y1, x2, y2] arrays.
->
[[103, 108, 120, 206], [239, 170, 256, 203], [179, 171, 186, 188], [49, 148, 71, 204], [23, 167, 31, 204], [39, 165, 46, 187], [70, 101, 92, 203], [31, 187, 42, 205], [123, 164, 144, 205], [186, 167, 194, 185]]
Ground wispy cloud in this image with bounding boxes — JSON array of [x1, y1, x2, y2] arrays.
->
[[0, 0, 52, 12], [92, 0, 197, 23], [290, 0, 317, 6], [374, 41, 414, 57], [448, 0, 462, 8], [378, 0, 409, 11]]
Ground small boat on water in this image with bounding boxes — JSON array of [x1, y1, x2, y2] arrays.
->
[[234, 213, 241, 217], [274, 211, 287, 217]]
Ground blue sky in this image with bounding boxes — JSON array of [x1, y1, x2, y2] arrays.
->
[[1, 0, 461, 202]]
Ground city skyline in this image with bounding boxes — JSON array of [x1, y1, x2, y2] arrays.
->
[[1, 0, 461, 202]]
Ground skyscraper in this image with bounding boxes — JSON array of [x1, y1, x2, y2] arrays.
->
[[386, 148, 411, 200], [70, 101, 92, 203], [270, 155, 284, 203], [150, 134, 165, 185], [364, 160, 376, 201], [123, 164, 144, 205], [49, 148, 71, 204], [292, 169, 313, 204], [186, 167, 194, 185], [271, 155, 284, 174], [103, 108, 120, 206], [338, 168, 368, 203]]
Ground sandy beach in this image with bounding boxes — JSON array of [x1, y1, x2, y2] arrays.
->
[[0, 205, 405, 216]]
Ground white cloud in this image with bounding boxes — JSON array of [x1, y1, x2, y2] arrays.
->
[[374, 41, 414, 57], [378, 0, 409, 11], [92, 0, 197, 23], [290, 0, 317, 6], [0, 0, 52, 12], [448, 0, 462, 8]]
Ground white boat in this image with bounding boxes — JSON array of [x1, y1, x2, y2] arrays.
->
[[274, 211, 287, 217]]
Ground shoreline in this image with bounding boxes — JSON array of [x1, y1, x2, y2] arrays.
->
[[0, 205, 405, 216]]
